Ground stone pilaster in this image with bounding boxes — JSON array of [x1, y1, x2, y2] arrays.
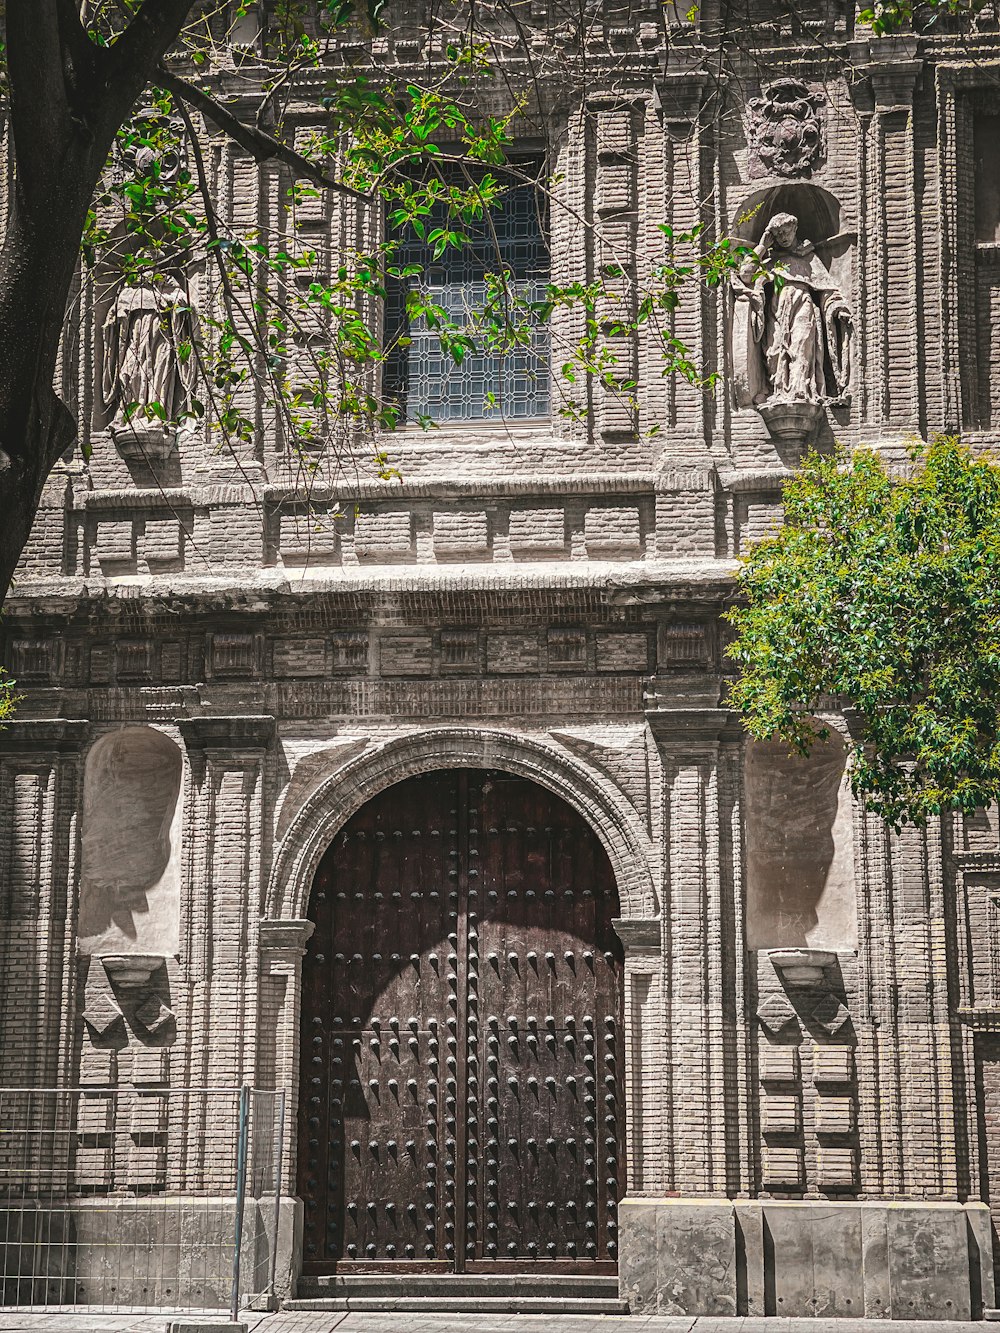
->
[[179, 714, 274, 1091], [654, 66, 711, 446], [258, 918, 314, 1194], [647, 707, 747, 1197], [860, 42, 924, 434], [0, 720, 89, 1089], [614, 916, 665, 1194]]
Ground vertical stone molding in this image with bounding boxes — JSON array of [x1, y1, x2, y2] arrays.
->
[[614, 916, 665, 1195], [178, 716, 274, 1097], [0, 720, 89, 1090], [259, 918, 315, 1193], [861, 43, 924, 432], [654, 67, 710, 439], [647, 708, 746, 1197]]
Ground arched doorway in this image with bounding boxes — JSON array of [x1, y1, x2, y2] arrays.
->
[[298, 768, 624, 1275]]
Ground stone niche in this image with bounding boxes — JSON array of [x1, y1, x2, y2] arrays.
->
[[744, 729, 857, 950], [79, 728, 182, 957]]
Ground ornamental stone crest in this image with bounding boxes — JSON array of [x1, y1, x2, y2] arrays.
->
[[747, 78, 825, 178]]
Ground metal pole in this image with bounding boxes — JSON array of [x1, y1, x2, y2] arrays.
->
[[267, 1091, 286, 1304], [229, 1086, 251, 1324]]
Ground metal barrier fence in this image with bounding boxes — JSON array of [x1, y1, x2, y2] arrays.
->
[[0, 1086, 285, 1318]]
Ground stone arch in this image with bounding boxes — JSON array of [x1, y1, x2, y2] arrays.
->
[[732, 181, 842, 246], [267, 728, 657, 922]]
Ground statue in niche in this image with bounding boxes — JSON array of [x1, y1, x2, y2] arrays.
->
[[101, 274, 194, 461], [101, 104, 193, 463], [731, 212, 853, 419]]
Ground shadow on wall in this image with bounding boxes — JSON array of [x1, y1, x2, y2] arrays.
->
[[78, 728, 183, 956], [744, 729, 858, 950]]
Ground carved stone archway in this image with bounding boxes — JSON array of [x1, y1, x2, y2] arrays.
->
[[266, 727, 658, 925]]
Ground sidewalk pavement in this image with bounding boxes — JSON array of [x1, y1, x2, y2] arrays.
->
[[0, 1314, 995, 1333]]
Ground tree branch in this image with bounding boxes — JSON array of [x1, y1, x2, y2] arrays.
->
[[155, 66, 370, 200], [6, 0, 72, 168], [106, 0, 197, 86]]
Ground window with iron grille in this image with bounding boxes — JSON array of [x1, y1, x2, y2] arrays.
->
[[383, 175, 550, 425]]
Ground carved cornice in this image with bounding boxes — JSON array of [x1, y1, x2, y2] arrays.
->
[[178, 714, 275, 752], [0, 719, 89, 754]]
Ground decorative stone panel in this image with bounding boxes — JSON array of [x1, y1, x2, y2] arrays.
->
[[354, 509, 414, 559], [584, 505, 642, 557], [331, 633, 368, 672], [433, 509, 491, 558], [547, 628, 587, 669], [273, 638, 327, 678], [760, 1043, 800, 1084], [9, 639, 54, 683], [209, 632, 261, 679], [116, 640, 153, 681], [762, 1095, 801, 1136], [762, 1145, 804, 1188], [658, 624, 711, 667], [815, 1145, 858, 1188], [440, 630, 481, 671], [379, 633, 433, 676], [142, 517, 184, 567], [816, 1095, 857, 1137], [595, 632, 650, 673], [508, 507, 566, 555], [486, 633, 539, 674], [95, 519, 136, 571], [813, 1045, 855, 1085]]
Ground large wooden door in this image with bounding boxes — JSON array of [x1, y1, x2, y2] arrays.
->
[[298, 769, 623, 1274]]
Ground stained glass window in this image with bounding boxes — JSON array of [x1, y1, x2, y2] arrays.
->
[[383, 178, 550, 425]]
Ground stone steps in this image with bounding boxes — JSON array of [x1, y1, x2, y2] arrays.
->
[[287, 1273, 627, 1314]]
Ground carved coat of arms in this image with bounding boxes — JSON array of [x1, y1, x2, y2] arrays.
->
[[747, 78, 826, 178]]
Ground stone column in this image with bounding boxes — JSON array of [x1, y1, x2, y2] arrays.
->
[[618, 707, 748, 1317]]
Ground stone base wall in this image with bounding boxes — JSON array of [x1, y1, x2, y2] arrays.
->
[[0, 1196, 283, 1310], [619, 1198, 995, 1320]]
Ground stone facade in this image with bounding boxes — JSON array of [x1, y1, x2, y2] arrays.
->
[[5, 0, 1000, 1318]]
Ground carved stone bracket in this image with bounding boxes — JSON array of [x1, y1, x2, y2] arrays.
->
[[864, 41, 923, 110], [645, 707, 743, 747], [260, 918, 315, 977], [613, 917, 661, 956], [178, 714, 275, 752], [655, 66, 709, 126], [260, 918, 315, 954]]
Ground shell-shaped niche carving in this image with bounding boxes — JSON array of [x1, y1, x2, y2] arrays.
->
[[79, 727, 182, 957], [744, 728, 857, 951]]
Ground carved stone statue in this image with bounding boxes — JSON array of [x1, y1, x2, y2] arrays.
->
[[101, 275, 193, 460], [731, 212, 852, 417]]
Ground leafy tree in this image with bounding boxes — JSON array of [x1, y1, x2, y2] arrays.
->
[[726, 438, 1000, 828]]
